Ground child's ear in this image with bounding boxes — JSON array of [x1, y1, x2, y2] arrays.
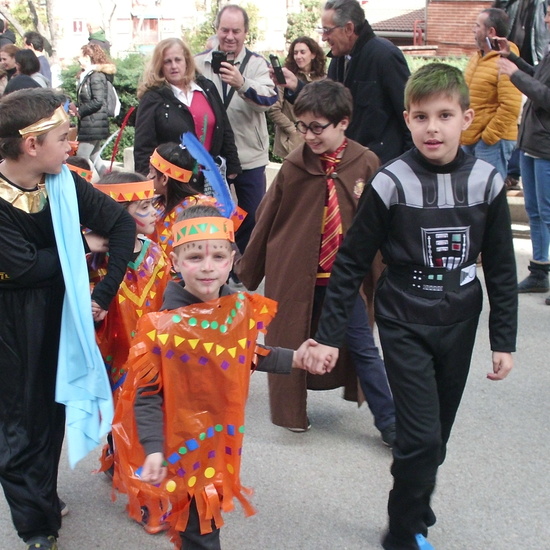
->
[[169, 250, 179, 269], [340, 116, 349, 130], [462, 108, 475, 131], [403, 110, 410, 128], [22, 136, 39, 157], [160, 173, 169, 187], [229, 248, 236, 268]]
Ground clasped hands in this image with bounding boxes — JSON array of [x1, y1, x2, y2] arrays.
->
[[293, 338, 339, 374]]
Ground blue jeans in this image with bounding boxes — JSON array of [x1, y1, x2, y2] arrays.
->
[[462, 139, 515, 179], [520, 152, 550, 262], [346, 295, 395, 431]]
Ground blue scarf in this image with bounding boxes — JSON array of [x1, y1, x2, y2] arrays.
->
[[46, 165, 113, 468]]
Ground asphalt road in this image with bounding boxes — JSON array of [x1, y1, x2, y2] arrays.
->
[[1, 238, 549, 550]]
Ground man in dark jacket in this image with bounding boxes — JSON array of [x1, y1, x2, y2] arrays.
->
[[0, 20, 15, 48], [320, 0, 412, 163]]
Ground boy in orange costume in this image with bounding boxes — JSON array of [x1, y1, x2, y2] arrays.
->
[[112, 205, 317, 549]]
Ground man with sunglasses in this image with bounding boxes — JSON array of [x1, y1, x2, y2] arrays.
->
[[283, 0, 412, 164]]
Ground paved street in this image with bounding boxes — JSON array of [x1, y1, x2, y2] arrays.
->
[[1, 238, 549, 550]]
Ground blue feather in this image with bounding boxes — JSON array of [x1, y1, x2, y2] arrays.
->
[[181, 132, 235, 218]]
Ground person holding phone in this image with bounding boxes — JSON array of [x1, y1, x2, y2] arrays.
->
[[195, 4, 277, 257], [133, 38, 241, 182], [461, 8, 522, 179], [268, 36, 326, 158]]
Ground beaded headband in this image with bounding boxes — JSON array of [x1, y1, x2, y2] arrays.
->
[[150, 149, 194, 183], [172, 216, 235, 246], [67, 164, 93, 183], [92, 180, 156, 202], [19, 105, 70, 138]]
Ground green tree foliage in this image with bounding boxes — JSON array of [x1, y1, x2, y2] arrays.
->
[[285, 0, 321, 44]]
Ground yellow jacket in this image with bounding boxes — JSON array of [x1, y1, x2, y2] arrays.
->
[[461, 43, 522, 146]]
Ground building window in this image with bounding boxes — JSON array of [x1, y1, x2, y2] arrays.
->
[[73, 20, 85, 34], [132, 17, 159, 44]]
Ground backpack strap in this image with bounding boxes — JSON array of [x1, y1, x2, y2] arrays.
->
[[223, 48, 253, 109]]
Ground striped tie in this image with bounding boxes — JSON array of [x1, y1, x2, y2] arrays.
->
[[319, 139, 347, 272]]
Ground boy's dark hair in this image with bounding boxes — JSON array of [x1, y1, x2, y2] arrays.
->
[[404, 62, 470, 112], [97, 171, 147, 184], [176, 204, 224, 223], [153, 142, 199, 216], [293, 80, 353, 126], [66, 155, 91, 171], [0, 88, 67, 159], [15, 49, 40, 76], [23, 31, 45, 52], [482, 8, 510, 38], [214, 4, 249, 32]]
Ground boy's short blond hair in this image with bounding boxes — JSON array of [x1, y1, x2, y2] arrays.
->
[[404, 63, 470, 112]]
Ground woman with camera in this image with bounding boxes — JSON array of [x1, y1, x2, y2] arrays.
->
[[133, 37, 240, 181], [268, 36, 326, 158]]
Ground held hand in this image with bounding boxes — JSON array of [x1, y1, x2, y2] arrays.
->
[[487, 351, 513, 381], [494, 36, 511, 56], [269, 67, 298, 91], [91, 300, 107, 322], [303, 341, 339, 374], [84, 232, 109, 253], [219, 62, 244, 89], [141, 452, 167, 484], [293, 338, 320, 370], [498, 57, 518, 77]]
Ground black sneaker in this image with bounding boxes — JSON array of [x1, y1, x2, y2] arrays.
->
[[380, 424, 396, 448], [26, 536, 58, 549]]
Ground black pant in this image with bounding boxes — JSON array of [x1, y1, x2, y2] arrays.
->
[[180, 497, 221, 550], [378, 314, 479, 547]]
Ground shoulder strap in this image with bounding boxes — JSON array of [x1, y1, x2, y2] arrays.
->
[[223, 48, 253, 109]]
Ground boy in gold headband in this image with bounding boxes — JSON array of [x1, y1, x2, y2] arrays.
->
[[90, 172, 171, 507], [112, 204, 319, 550], [0, 88, 135, 550]]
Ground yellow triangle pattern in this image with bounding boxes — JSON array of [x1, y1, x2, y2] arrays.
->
[[203, 342, 214, 353], [158, 333, 169, 345], [174, 336, 185, 347], [216, 345, 225, 356], [147, 330, 157, 341], [227, 347, 236, 358], [238, 338, 247, 349], [188, 339, 199, 349]]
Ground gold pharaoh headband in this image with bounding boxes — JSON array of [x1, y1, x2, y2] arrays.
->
[[150, 149, 194, 183], [67, 164, 93, 183], [93, 180, 156, 202], [172, 216, 235, 246], [18, 105, 70, 138]]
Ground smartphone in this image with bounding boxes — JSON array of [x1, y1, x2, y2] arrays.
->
[[486, 37, 500, 51], [211, 51, 227, 74], [269, 54, 286, 85]]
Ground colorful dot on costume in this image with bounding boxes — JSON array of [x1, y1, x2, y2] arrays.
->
[[199, 356, 208, 365], [215, 424, 223, 432], [204, 467, 215, 479], [189, 317, 198, 326], [211, 321, 219, 329], [208, 450, 216, 458], [220, 325, 227, 333], [227, 464, 234, 474], [177, 468, 186, 477], [180, 354, 190, 363], [225, 446, 232, 455], [166, 350, 174, 359], [221, 360, 230, 370], [238, 426, 245, 434], [188, 476, 197, 487], [227, 425, 235, 436], [166, 480, 177, 492], [201, 320, 210, 329], [167, 452, 180, 464], [207, 427, 215, 438], [172, 314, 182, 323], [199, 432, 206, 441], [186, 439, 199, 451], [193, 461, 200, 471], [179, 447, 187, 454]]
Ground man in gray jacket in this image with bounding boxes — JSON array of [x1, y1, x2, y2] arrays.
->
[[195, 4, 277, 257]]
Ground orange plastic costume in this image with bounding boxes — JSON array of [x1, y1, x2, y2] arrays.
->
[[112, 291, 276, 548]]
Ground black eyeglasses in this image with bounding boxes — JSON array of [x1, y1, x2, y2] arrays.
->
[[316, 25, 343, 36], [295, 120, 332, 135]]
